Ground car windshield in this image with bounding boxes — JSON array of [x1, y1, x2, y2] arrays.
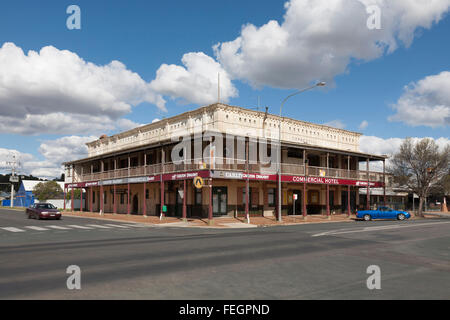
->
[[36, 204, 56, 209]]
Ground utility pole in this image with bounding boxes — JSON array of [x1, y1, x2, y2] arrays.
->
[[1, 154, 19, 207]]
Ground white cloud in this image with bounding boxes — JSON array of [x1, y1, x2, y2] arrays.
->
[[0, 42, 166, 135], [359, 120, 369, 130], [214, 0, 450, 89], [389, 71, 450, 127], [360, 135, 450, 156], [150, 52, 238, 105], [359, 135, 450, 171], [323, 119, 346, 129], [0, 136, 96, 179]]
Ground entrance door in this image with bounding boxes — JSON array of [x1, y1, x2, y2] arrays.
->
[[132, 194, 139, 214], [291, 190, 302, 215], [175, 188, 183, 217], [212, 187, 228, 216]]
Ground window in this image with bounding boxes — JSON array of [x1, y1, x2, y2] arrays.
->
[[146, 189, 149, 199], [93, 191, 95, 203], [120, 193, 124, 205], [104, 192, 107, 204], [195, 189, 202, 205], [268, 188, 276, 207]]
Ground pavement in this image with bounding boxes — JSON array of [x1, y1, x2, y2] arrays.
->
[[0, 207, 449, 299]]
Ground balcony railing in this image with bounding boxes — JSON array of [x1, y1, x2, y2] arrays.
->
[[75, 157, 384, 183]]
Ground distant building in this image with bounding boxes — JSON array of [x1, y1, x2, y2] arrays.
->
[[14, 180, 64, 207]]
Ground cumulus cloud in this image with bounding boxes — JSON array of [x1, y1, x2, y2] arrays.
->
[[389, 71, 450, 127], [323, 119, 346, 129], [360, 135, 450, 156], [359, 135, 450, 171], [150, 52, 238, 105], [0, 136, 96, 179], [214, 0, 450, 89], [359, 120, 369, 130], [0, 42, 165, 135]]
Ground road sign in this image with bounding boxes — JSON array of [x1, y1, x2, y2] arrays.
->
[[293, 194, 298, 200], [9, 175, 19, 183], [193, 176, 204, 189]]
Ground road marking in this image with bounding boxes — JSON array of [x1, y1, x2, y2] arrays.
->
[[1, 227, 25, 232], [25, 226, 49, 231], [104, 224, 130, 228], [312, 221, 450, 237], [120, 224, 150, 228], [66, 225, 94, 230], [86, 224, 112, 229], [47, 225, 72, 230]]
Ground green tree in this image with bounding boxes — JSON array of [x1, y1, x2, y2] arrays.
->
[[65, 189, 82, 200], [33, 181, 64, 201], [390, 138, 450, 217]]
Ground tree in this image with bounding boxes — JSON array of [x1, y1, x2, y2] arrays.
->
[[389, 138, 450, 217], [33, 181, 64, 201], [65, 189, 82, 200]]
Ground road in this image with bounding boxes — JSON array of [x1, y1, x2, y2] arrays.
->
[[0, 208, 449, 299]]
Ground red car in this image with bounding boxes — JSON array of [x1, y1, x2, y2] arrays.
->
[[26, 203, 62, 220]]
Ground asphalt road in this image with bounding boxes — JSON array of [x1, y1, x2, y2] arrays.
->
[[0, 207, 449, 299]]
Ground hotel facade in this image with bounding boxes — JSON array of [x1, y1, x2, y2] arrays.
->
[[63, 103, 387, 222]]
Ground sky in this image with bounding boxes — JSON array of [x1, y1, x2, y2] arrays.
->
[[0, 0, 449, 178]]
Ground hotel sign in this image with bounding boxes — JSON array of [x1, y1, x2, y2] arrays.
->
[[211, 170, 383, 187]]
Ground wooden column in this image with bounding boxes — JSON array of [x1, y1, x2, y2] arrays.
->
[[303, 149, 307, 218], [208, 178, 213, 223], [100, 184, 103, 214], [113, 184, 117, 214], [366, 158, 370, 210], [383, 159, 386, 206], [245, 138, 249, 221], [80, 188, 83, 213], [348, 186, 351, 217], [326, 153, 330, 218], [127, 183, 130, 215], [182, 179, 187, 221], [143, 182, 147, 216]]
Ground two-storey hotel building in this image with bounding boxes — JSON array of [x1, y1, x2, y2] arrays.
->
[[63, 103, 387, 222]]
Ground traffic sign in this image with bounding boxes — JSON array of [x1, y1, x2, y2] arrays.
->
[[193, 176, 204, 189], [9, 175, 19, 183]]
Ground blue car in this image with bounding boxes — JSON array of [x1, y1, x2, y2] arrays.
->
[[356, 206, 411, 221]]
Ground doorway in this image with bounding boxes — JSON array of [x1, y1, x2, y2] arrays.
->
[[132, 194, 139, 214], [290, 190, 303, 215], [213, 187, 228, 216]]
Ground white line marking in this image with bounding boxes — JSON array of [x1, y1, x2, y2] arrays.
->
[[66, 225, 93, 230], [1, 227, 25, 232], [104, 224, 130, 228], [86, 224, 112, 229], [312, 221, 450, 237], [47, 225, 72, 230], [25, 226, 49, 231], [120, 224, 150, 228]]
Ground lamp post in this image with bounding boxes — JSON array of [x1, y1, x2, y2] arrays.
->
[[277, 82, 326, 222]]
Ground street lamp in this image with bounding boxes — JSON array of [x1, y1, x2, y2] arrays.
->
[[277, 82, 326, 222]]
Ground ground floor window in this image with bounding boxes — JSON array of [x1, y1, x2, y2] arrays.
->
[[268, 188, 276, 207], [195, 189, 202, 205]]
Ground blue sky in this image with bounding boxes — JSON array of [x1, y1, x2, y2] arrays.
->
[[0, 0, 449, 177]]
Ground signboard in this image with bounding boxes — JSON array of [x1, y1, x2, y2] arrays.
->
[[193, 176, 204, 189], [211, 170, 384, 187]]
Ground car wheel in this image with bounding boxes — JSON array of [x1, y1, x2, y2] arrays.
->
[[363, 214, 372, 221], [397, 213, 406, 221]]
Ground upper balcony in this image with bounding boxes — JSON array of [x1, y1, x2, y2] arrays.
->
[[73, 157, 384, 183]]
